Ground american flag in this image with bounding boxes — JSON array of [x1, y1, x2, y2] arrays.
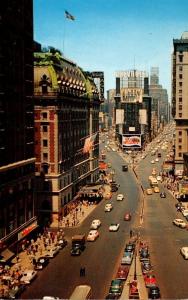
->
[[83, 133, 97, 154], [65, 10, 75, 21]]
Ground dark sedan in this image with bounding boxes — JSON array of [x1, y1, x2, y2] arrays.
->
[[35, 257, 49, 270]]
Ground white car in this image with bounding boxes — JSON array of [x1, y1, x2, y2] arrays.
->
[[182, 209, 188, 217], [109, 223, 120, 232], [155, 158, 159, 162], [20, 270, 37, 284], [105, 203, 113, 212], [151, 160, 155, 164], [90, 219, 101, 229], [117, 194, 124, 201], [121, 251, 133, 265], [173, 218, 187, 228], [157, 175, 162, 182], [45, 246, 60, 258], [180, 247, 188, 259], [87, 230, 99, 241]]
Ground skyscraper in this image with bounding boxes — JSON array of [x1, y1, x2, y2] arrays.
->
[[0, 1, 36, 251], [172, 32, 188, 174]]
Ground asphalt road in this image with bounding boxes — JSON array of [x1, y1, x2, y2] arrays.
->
[[22, 149, 141, 299], [137, 148, 188, 299]]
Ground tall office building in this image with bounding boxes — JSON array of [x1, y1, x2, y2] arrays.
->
[[0, 2, 36, 253], [172, 32, 188, 174]]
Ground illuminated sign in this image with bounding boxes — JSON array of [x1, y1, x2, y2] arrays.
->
[[18, 221, 38, 241], [122, 135, 141, 147], [115, 70, 147, 78]]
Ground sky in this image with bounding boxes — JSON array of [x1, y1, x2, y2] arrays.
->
[[34, 0, 188, 99]]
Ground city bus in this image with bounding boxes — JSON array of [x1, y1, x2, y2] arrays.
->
[[150, 178, 159, 188], [69, 285, 92, 300]]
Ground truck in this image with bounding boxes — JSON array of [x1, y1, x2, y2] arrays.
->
[[150, 178, 158, 188], [71, 234, 86, 251]]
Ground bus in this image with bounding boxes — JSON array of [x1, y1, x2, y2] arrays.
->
[[69, 285, 92, 300], [150, 178, 158, 188]]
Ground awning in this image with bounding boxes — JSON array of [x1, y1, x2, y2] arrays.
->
[[0, 248, 15, 263]]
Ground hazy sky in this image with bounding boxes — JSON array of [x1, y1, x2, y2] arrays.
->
[[34, 0, 188, 99]]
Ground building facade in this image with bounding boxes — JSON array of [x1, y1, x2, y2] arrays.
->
[[0, 1, 36, 252], [34, 49, 100, 225], [172, 32, 188, 174]]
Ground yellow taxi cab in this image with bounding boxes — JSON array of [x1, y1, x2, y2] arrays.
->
[[154, 187, 160, 193], [146, 188, 153, 195]]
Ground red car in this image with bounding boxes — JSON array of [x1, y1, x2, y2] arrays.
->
[[124, 213, 131, 221], [116, 266, 129, 280], [144, 274, 157, 287]]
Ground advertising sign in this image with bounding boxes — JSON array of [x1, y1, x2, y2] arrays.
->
[[139, 109, 147, 125], [122, 135, 141, 147], [18, 221, 38, 241], [116, 109, 124, 124]]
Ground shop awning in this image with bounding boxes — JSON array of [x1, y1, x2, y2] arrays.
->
[[0, 248, 15, 263]]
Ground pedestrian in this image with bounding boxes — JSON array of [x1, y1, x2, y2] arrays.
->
[[82, 267, 85, 276], [80, 267, 83, 277], [130, 229, 133, 238]]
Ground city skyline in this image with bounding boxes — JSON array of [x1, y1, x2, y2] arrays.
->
[[34, 0, 188, 98]]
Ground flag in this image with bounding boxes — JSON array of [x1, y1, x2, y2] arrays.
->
[[65, 10, 75, 21], [83, 133, 97, 154]]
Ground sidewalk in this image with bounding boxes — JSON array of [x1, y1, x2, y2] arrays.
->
[[50, 184, 112, 228]]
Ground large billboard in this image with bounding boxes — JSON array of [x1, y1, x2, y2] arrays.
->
[[122, 135, 141, 147]]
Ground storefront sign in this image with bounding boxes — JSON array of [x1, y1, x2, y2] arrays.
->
[[18, 221, 38, 241], [122, 135, 141, 147]]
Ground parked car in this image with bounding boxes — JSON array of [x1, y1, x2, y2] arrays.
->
[[87, 230, 99, 241], [70, 245, 81, 256], [125, 243, 135, 253], [157, 175, 162, 182], [182, 209, 188, 217], [180, 247, 188, 259], [20, 269, 37, 284], [148, 286, 161, 299], [105, 203, 113, 212], [140, 248, 150, 261], [35, 256, 49, 270], [117, 193, 124, 201], [144, 274, 157, 287], [115, 266, 129, 280], [124, 213, 131, 221], [45, 246, 60, 258], [122, 165, 128, 171], [142, 261, 153, 274], [109, 279, 123, 296], [173, 218, 186, 228], [109, 223, 120, 232], [90, 219, 101, 229], [121, 251, 133, 265], [56, 239, 67, 249], [150, 160, 155, 164]]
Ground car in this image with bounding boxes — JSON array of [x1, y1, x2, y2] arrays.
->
[[122, 165, 128, 171], [35, 256, 49, 270], [105, 203, 113, 212], [125, 243, 135, 253], [173, 218, 187, 228], [56, 239, 67, 249], [20, 269, 37, 284], [124, 213, 131, 221], [160, 192, 166, 198], [71, 245, 82, 256], [109, 279, 123, 296], [45, 246, 60, 258], [87, 230, 99, 241], [115, 266, 129, 280], [117, 194, 124, 201], [151, 160, 155, 164], [144, 274, 157, 288], [142, 261, 153, 274], [146, 189, 153, 195], [140, 248, 150, 261], [90, 219, 101, 229], [182, 209, 188, 217], [121, 251, 133, 265], [8, 285, 26, 299], [157, 175, 162, 182], [155, 158, 159, 162], [180, 247, 188, 259], [148, 286, 161, 299], [42, 297, 60, 300], [109, 223, 120, 232], [153, 187, 160, 193], [152, 169, 157, 176]]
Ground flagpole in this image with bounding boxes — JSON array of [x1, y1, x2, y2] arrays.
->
[[62, 11, 67, 55]]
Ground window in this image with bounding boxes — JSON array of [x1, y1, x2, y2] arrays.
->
[[179, 105, 182, 110], [179, 131, 182, 136], [42, 125, 48, 132], [179, 82, 182, 87], [43, 140, 48, 147], [179, 74, 182, 79], [42, 85, 48, 94], [179, 145, 182, 150], [179, 138, 182, 143], [179, 55, 183, 63], [179, 66, 183, 71], [179, 97, 182, 103], [179, 113, 182, 118], [179, 90, 182, 94], [42, 112, 47, 119], [43, 153, 48, 161], [179, 152, 182, 157]]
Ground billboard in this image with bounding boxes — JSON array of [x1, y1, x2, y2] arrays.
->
[[116, 109, 124, 124], [139, 109, 147, 125], [122, 135, 141, 147]]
